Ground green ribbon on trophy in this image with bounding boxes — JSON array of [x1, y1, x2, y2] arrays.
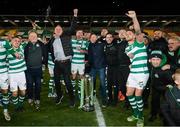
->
[[78, 74, 95, 111]]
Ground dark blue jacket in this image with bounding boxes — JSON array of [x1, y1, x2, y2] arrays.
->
[[88, 41, 106, 69]]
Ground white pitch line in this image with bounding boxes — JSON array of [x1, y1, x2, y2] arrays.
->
[[94, 97, 106, 127]]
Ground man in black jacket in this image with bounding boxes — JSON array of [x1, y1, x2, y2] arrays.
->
[[116, 29, 131, 108], [104, 33, 119, 106], [148, 30, 168, 56], [161, 68, 180, 126], [24, 31, 47, 110], [148, 50, 174, 121], [47, 9, 78, 107]]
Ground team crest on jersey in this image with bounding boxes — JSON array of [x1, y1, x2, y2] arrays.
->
[[139, 81, 144, 88]]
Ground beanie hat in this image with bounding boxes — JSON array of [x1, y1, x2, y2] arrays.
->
[[150, 50, 163, 59]]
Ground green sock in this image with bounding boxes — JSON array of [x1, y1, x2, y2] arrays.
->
[[127, 95, 138, 117], [2, 93, 9, 110], [136, 96, 144, 119], [18, 95, 25, 108], [12, 96, 18, 109]]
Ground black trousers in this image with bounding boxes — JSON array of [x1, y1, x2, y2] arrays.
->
[[161, 103, 180, 126], [107, 66, 119, 104], [143, 78, 151, 105], [118, 65, 130, 103], [151, 87, 165, 116], [26, 67, 42, 100], [54, 60, 74, 103]]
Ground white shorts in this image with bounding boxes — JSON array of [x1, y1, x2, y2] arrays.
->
[[126, 73, 149, 89], [71, 63, 85, 75], [9, 72, 26, 92], [48, 65, 54, 76], [0, 73, 9, 90]]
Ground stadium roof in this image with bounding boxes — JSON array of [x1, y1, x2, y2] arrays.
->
[[0, 15, 180, 30]]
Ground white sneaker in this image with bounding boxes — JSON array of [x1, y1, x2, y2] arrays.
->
[[4, 111, 11, 121], [136, 117, 144, 127]]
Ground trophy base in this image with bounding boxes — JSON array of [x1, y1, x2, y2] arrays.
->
[[82, 105, 95, 112]]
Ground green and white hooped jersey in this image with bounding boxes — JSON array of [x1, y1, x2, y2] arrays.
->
[[48, 53, 54, 68], [71, 39, 89, 64], [0, 40, 13, 74], [129, 41, 149, 74], [7, 46, 26, 74], [0, 44, 8, 74]]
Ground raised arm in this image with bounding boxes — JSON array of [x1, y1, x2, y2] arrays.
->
[[126, 11, 144, 43], [67, 9, 78, 35], [126, 11, 141, 34]]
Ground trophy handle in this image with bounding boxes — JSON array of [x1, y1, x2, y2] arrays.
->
[[84, 76, 89, 105], [79, 78, 84, 109], [89, 76, 94, 106]]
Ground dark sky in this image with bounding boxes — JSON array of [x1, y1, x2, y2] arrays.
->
[[0, 0, 179, 15]]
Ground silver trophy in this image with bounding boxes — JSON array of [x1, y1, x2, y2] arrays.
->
[[79, 74, 95, 112]]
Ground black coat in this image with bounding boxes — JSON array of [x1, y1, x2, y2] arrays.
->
[[47, 17, 77, 62], [148, 37, 168, 56], [88, 41, 106, 69], [151, 68, 174, 91], [104, 41, 119, 66], [166, 48, 180, 72], [116, 39, 131, 66], [161, 86, 180, 126], [24, 40, 47, 67]]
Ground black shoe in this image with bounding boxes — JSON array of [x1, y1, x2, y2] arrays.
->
[[69, 103, 75, 108], [56, 95, 64, 105], [69, 97, 75, 108], [148, 115, 157, 122], [34, 100, 40, 111], [101, 101, 108, 108]]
